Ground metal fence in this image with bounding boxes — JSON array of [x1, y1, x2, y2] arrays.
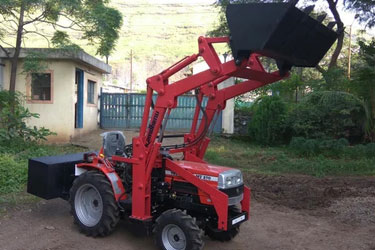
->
[[99, 92, 222, 133]]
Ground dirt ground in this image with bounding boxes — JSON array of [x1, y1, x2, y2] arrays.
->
[[0, 130, 374, 250]]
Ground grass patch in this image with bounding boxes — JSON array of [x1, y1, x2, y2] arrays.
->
[[0, 142, 83, 204], [205, 136, 375, 177]]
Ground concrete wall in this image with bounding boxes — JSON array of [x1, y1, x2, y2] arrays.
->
[[2, 59, 102, 142], [218, 78, 235, 134]]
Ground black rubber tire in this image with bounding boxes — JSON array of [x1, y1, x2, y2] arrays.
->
[[69, 171, 120, 237], [154, 209, 204, 250]]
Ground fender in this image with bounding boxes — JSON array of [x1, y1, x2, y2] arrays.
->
[[75, 158, 126, 201]]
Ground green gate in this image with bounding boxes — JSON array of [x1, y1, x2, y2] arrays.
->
[[99, 92, 222, 133]]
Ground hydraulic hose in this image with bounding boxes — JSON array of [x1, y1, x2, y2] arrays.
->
[[160, 89, 209, 151]]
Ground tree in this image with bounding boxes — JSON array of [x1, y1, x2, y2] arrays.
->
[[0, 0, 122, 93], [287, 91, 366, 143], [350, 39, 375, 141], [344, 0, 375, 28]]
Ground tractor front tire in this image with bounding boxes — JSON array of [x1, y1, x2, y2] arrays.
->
[[154, 209, 204, 250], [69, 171, 120, 237]]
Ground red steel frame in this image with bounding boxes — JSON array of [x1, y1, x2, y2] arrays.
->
[[82, 36, 289, 231]]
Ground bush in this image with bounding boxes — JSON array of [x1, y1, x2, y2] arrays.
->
[[0, 154, 27, 194], [365, 143, 375, 158], [0, 90, 55, 142], [248, 95, 287, 145], [285, 91, 366, 143], [288, 136, 375, 159], [289, 137, 350, 157]]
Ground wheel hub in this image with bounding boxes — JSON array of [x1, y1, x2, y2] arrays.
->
[[162, 224, 186, 250], [74, 184, 103, 227]]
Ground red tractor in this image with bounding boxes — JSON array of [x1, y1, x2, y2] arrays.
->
[[28, 2, 338, 250]]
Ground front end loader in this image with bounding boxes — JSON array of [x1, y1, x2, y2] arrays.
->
[[27, 2, 339, 249]]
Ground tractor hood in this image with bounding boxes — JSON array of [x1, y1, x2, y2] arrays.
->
[[168, 160, 234, 178]]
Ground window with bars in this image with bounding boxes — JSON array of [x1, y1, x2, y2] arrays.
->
[[31, 73, 51, 101], [87, 80, 96, 104]]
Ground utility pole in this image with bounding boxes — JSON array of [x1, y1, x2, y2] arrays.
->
[[347, 14, 358, 79], [130, 49, 133, 92], [348, 24, 352, 79]]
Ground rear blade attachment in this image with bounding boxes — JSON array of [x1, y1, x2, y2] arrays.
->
[[226, 1, 340, 72]]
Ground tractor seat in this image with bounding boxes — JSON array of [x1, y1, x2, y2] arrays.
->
[[101, 131, 126, 158]]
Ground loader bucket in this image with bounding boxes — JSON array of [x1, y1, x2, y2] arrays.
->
[[226, 2, 340, 68]]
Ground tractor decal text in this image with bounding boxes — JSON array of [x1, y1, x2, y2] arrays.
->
[[194, 174, 218, 182], [165, 170, 218, 182], [146, 111, 160, 147]]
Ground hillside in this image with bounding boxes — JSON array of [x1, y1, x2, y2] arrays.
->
[[1, 1, 222, 91], [108, 0, 223, 90]]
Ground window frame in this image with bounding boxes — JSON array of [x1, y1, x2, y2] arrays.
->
[[86, 79, 97, 106], [27, 70, 54, 104]]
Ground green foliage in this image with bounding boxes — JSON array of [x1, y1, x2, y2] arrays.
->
[[321, 67, 350, 91], [344, 0, 375, 27], [248, 95, 287, 145], [0, 0, 122, 57], [51, 31, 82, 51], [206, 136, 375, 177], [286, 91, 366, 143], [255, 72, 304, 102], [289, 137, 350, 157], [0, 154, 26, 194], [289, 137, 375, 163], [0, 90, 55, 142], [350, 39, 375, 141], [22, 51, 48, 74], [83, 4, 123, 57]]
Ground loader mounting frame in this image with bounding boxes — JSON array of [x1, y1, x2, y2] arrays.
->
[[104, 36, 287, 231]]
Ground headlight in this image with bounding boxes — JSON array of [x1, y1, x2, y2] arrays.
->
[[218, 169, 243, 189]]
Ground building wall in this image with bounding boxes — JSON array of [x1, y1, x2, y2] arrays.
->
[[2, 59, 102, 142]]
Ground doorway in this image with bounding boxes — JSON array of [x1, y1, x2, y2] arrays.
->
[[75, 69, 84, 128]]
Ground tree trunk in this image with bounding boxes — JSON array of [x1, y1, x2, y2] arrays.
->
[[9, 3, 25, 93], [327, 0, 344, 69]]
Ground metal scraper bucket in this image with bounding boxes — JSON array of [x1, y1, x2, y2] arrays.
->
[[226, 2, 339, 67]]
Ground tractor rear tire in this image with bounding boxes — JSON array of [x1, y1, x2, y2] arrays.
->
[[154, 209, 204, 250], [69, 171, 120, 237]]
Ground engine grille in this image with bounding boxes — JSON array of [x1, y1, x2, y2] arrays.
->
[[220, 184, 244, 197]]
